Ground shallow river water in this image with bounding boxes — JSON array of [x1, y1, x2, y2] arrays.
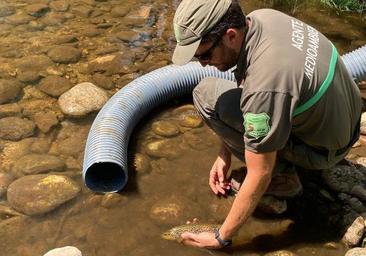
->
[[0, 0, 365, 255]]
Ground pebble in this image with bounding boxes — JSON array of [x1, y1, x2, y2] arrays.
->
[[18, 70, 42, 83], [0, 5, 15, 17], [88, 54, 133, 75], [53, 35, 78, 45], [33, 111, 59, 133], [0, 117, 36, 141], [56, 136, 85, 157], [342, 216, 365, 247], [48, 46, 81, 64], [12, 153, 65, 176], [30, 137, 52, 154], [25, 4, 50, 17], [7, 174, 80, 215], [50, 1, 70, 12], [134, 153, 151, 174], [58, 82, 109, 117], [345, 247, 366, 256], [0, 173, 13, 198], [43, 246, 82, 256], [151, 120, 180, 137], [38, 75, 74, 97], [0, 79, 22, 104], [116, 31, 141, 43]]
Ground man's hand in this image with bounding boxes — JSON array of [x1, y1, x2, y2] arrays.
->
[[180, 232, 222, 249], [209, 144, 231, 195]]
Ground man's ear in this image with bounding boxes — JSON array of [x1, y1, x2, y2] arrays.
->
[[223, 28, 238, 44]]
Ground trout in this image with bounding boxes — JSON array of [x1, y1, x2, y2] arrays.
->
[[161, 224, 221, 241]]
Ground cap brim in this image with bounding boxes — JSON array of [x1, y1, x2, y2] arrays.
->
[[172, 39, 201, 65]]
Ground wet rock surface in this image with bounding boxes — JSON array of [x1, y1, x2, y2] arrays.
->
[[58, 82, 109, 117], [342, 216, 366, 247], [345, 247, 366, 256], [38, 76, 73, 97], [0, 79, 22, 104], [263, 251, 297, 256], [25, 4, 50, 17], [145, 139, 180, 159], [7, 174, 80, 215], [0, 173, 13, 198], [12, 154, 65, 177], [0, 117, 36, 141], [47, 46, 81, 64]]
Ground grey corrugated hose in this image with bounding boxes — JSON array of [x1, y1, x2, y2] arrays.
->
[[83, 45, 366, 193]]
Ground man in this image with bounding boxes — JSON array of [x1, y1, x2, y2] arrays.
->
[[172, 0, 362, 249]]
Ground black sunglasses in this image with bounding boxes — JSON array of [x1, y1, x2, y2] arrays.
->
[[194, 36, 222, 61]]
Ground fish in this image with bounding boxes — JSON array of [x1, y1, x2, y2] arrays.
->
[[161, 223, 221, 241]]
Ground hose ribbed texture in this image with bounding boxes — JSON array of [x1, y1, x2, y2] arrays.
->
[[83, 45, 366, 193], [83, 62, 235, 192], [342, 45, 366, 82]]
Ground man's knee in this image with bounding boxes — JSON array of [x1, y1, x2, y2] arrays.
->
[[193, 77, 218, 111]]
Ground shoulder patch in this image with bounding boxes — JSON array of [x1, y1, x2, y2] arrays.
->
[[244, 112, 270, 139]]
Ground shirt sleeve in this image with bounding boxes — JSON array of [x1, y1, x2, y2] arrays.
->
[[240, 91, 296, 153]]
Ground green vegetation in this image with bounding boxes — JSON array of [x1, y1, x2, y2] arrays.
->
[[321, 0, 366, 12]]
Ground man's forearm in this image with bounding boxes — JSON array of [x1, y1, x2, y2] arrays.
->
[[218, 150, 276, 240]]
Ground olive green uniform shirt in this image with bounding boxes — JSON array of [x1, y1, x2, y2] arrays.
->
[[235, 9, 361, 153]]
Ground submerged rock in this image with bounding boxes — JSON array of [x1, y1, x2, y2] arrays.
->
[[263, 250, 297, 256], [43, 246, 82, 256], [38, 76, 73, 97], [179, 114, 203, 128], [0, 79, 21, 105], [360, 113, 366, 135], [0, 117, 36, 141], [50, 1, 70, 12], [7, 174, 80, 215], [345, 247, 366, 256], [152, 120, 179, 137], [33, 111, 59, 133], [342, 216, 365, 247], [12, 154, 65, 176], [257, 195, 287, 215], [145, 139, 180, 159], [48, 46, 81, 64], [134, 153, 150, 174], [149, 196, 185, 225], [58, 82, 109, 117], [25, 4, 50, 17]]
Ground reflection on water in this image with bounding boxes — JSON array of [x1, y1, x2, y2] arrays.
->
[[0, 0, 365, 255]]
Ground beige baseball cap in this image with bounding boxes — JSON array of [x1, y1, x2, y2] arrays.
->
[[172, 0, 232, 65]]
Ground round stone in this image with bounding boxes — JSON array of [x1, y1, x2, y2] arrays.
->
[[134, 153, 150, 174], [43, 246, 82, 256], [111, 6, 130, 17], [0, 117, 36, 141], [50, 1, 70, 12], [7, 174, 80, 215], [58, 82, 109, 117], [179, 114, 203, 128], [0, 103, 22, 118], [25, 4, 50, 17], [12, 154, 65, 176], [0, 79, 22, 104], [33, 111, 59, 133], [152, 121, 179, 137], [145, 139, 180, 159], [6, 13, 34, 25], [48, 46, 81, 64], [264, 250, 297, 256], [38, 76, 73, 97], [345, 248, 366, 256], [116, 31, 141, 43], [342, 216, 365, 247]]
